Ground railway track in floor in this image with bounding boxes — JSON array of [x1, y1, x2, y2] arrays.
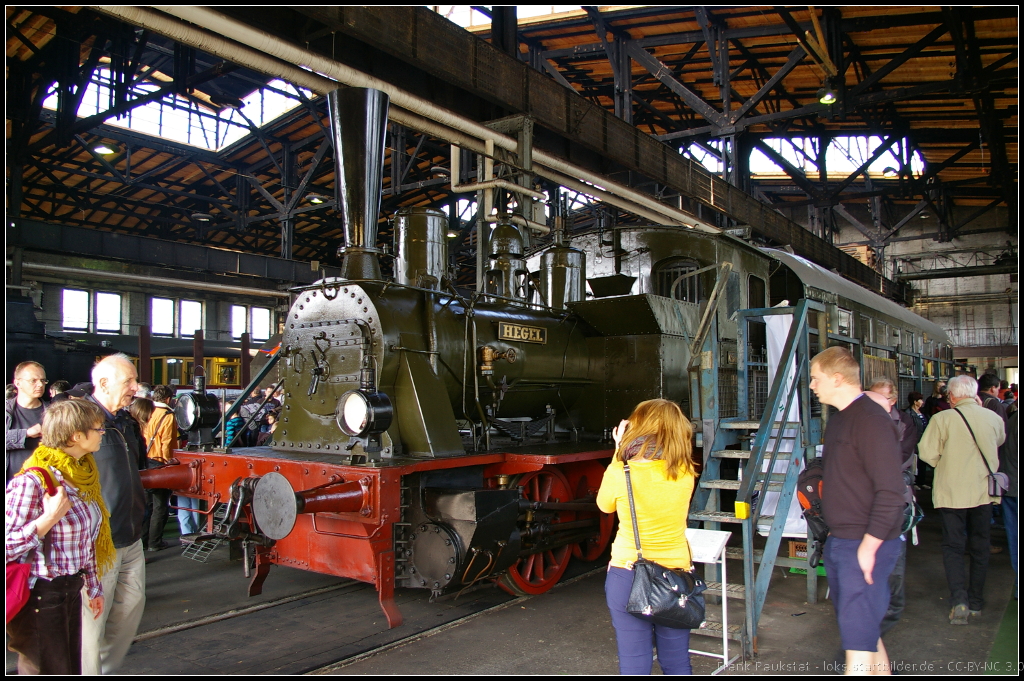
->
[[107, 550, 606, 675], [5, 542, 605, 676]]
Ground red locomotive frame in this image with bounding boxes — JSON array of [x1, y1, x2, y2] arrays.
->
[[149, 446, 614, 627]]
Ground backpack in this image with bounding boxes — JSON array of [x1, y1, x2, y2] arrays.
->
[[796, 457, 829, 568]]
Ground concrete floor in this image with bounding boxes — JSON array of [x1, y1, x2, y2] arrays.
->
[[7, 498, 1018, 674], [327, 504, 1019, 675]]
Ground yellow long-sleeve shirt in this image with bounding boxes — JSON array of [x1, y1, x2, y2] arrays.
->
[[597, 458, 694, 570]]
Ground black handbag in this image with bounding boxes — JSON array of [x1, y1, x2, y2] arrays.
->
[[623, 462, 706, 629]]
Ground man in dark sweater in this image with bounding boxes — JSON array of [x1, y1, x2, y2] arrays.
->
[[5, 361, 49, 482], [811, 347, 905, 674]]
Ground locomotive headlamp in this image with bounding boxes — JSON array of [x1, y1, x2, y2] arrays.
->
[[174, 392, 221, 432], [336, 389, 393, 437]]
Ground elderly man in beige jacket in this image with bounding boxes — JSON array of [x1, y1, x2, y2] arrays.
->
[[919, 374, 1006, 625]]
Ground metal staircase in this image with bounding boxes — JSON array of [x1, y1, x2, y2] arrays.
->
[[687, 299, 825, 657]]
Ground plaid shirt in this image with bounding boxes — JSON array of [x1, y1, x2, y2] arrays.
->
[[5, 467, 103, 599]]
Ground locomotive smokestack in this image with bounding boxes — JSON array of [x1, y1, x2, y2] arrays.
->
[[328, 87, 390, 280]]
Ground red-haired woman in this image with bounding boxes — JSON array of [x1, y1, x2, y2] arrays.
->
[[597, 398, 698, 675]]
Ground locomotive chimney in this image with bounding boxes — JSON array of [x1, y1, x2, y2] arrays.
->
[[328, 87, 390, 280]]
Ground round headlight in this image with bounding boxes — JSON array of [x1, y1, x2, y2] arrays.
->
[[336, 390, 393, 437], [174, 393, 199, 431], [174, 392, 221, 432], [338, 391, 370, 435]]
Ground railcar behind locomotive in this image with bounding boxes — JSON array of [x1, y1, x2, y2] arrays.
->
[[144, 87, 950, 627]]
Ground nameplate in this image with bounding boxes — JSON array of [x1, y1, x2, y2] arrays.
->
[[497, 322, 547, 344]]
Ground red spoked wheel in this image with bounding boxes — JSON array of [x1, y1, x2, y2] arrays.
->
[[573, 509, 615, 562], [497, 467, 574, 596], [567, 461, 615, 562]]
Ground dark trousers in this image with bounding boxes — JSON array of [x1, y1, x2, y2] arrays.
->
[[824, 536, 901, 652], [6, 573, 84, 675], [605, 566, 692, 675], [141, 488, 172, 548], [880, 536, 907, 636], [1004, 496, 1018, 576], [939, 505, 991, 611]]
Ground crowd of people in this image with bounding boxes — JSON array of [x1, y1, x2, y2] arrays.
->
[[5, 352, 1018, 675], [810, 349, 1017, 675], [5, 357, 292, 677]]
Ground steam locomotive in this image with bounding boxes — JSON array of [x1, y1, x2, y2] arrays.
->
[[146, 87, 951, 627]]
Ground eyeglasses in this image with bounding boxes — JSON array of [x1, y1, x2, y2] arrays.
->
[[92, 428, 107, 435]]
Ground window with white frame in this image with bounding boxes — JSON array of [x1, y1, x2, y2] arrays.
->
[[251, 307, 272, 341], [230, 305, 248, 339], [179, 300, 203, 338], [95, 292, 122, 333], [151, 297, 175, 336], [62, 289, 90, 330], [229, 304, 272, 340]]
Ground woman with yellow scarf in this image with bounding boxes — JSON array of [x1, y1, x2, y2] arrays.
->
[[5, 399, 114, 675]]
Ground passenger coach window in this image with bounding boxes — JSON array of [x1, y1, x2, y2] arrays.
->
[[748, 275, 766, 309], [837, 309, 853, 338], [655, 258, 703, 304]]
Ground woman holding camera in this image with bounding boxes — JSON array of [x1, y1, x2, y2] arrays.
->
[[597, 398, 698, 675]]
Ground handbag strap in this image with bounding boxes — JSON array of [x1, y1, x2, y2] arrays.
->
[[22, 466, 57, 496], [146, 409, 173, 455], [18, 467, 56, 565], [623, 462, 643, 560], [952, 408, 994, 475]]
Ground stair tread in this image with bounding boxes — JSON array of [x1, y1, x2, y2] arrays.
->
[[720, 420, 802, 429], [700, 479, 784, 492], [692, 621, 745, 638], [721, 547, 817, 569], [710, 449, 752, 458], [705, 581, 746, 597], [690, 511, 775, 524]]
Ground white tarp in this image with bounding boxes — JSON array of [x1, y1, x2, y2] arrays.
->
[[756, 311, 807, 538]]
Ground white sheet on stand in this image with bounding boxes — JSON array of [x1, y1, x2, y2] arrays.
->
[[756, 312, 807, 537]]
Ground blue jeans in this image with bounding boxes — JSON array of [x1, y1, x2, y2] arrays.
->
[[1004, 496, 1018, 576], [824, 536, 901, 652], [605, 566, 692, 675], [176, 495, 202, 535]]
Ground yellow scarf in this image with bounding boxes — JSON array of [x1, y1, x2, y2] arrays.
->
[[18, 445, 115, 577]]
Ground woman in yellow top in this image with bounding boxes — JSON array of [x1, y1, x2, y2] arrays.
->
[[597, 398, 697, 675]]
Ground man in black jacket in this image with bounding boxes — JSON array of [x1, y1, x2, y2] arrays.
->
[[82, 353, 146, 675]]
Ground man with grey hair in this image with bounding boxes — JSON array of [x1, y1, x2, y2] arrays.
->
[[919, 374, 1006, 625], [82, 353, 147, 674]]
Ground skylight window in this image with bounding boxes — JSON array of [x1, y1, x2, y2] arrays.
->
[[42, 68, 312, 152], [749, 137, 925, 179], [679, 136, 925, 179], [432, 5, 583, 28]]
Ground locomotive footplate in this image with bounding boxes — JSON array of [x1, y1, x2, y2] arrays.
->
[[142, 444, 613, 628]]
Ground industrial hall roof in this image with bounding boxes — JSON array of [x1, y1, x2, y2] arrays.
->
[[6, 6, 1017, 271]]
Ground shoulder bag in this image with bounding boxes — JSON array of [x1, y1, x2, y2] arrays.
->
[[623, 462, 706, 629], [145, 409, 174, 467], [954, 408, 1009, 496], [6, 467, 56, 623]]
